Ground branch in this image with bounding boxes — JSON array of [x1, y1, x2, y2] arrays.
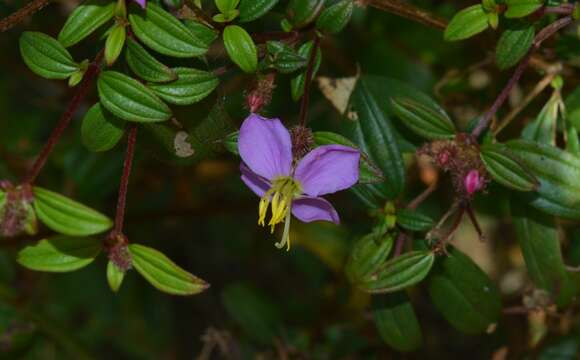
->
[[358, 0, 448, 30], [113, 125, 138, 235], [0, 0, 52, 32], [471, 16, 573, 138], [299, 35, 321, 127]]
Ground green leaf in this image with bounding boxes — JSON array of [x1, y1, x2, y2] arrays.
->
[[271, 49, 307, 74], [428, 246, 501, 334], [511, 201, 576, 306], [125, 38, 177, 83], [396, 208, 434, 232], [107, 260, 125, 292], [343, 76, 406, 200], [507, 140, 580, 219], [58, 0, 116, 48], [33, 187, 113, 236], [17, 236, 101, 272], [522, 92, 561, 145], [221, 283, 282, 344], [129, 2, 208, 58], [505, 0, 543, 18], [215, 0, 239, 14], [345, 233, 394, 283], [444, 5, 489, 41], [372, 293, 423, 352], [104, 24, 126, 66], [496, 23, 534, 70], [81, 103, 126, 152], [359, 250, 435, 293], [291, 40, 321, 101], [480, 143, 539, 191], [222, 25, 258, 73], [19, 32, 79, 80], [313, 131, 384, 184], [97, 71, 172, 123], [129, 244, 209, 295], [147, 68, 219, 105], [239, 0, 280, 22], [566, 86, 580, 132], [391, 96, 456, 140], [316, 0, 354, 34], [182, 20, 218, 46], [287, 0, 325, 28]]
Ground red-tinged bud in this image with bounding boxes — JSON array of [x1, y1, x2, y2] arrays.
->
[[106, 232, 132, 271], [464, 169, 484, 195], [245, 73, 276, 114]]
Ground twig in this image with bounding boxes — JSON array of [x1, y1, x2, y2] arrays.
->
[[181, 0, 217, 28], [0, 0, 52, 32], [407, 182, 438, 210], [114, 125, 138, 234], [299, 35, 321, 127], [358, 0, 448, 30], [471, 16, 573, 138], [22, 50, 105, 184]]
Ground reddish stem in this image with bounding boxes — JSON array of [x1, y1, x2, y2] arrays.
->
[[23, 50, 105, 184], [114, 125, 138, 234], [299, 35, 321, 127], [471, 16, 573, 138], [0, 0, 52, 32]]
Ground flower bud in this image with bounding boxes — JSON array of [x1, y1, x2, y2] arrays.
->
[[106, 233, 132, 271], [0, 185, 37, 238], [464, 169, 484, 195], [245, 73, 276, 114]]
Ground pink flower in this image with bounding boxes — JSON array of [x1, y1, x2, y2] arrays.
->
[[464, 170, 484, 195]]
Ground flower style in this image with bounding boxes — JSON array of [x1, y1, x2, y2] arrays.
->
[[238, 114, 360, 251]]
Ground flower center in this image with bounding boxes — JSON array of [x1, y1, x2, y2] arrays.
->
[[258, 176, 302, 250]]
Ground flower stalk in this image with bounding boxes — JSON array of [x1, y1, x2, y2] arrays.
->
[[299, 35, 321, 127]]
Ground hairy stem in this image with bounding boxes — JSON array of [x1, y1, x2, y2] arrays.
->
[[299, 35, 321, 127], [407, 182, 438, 210], [0, 0, 52, 32], [114, 125, 138, 235], [471, 16, 573, 138], [23, 50, 104, 184], [359, 0, 448, 30]]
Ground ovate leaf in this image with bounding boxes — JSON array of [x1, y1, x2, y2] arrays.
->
[[129, 2, 208, 58], [58, 0, 116, 47], [239, 0, 279, 22], [20, 32, 79, 80], [98, 71, 172, 122], [391, 96, 456, 139], [345, 233, 394, 283], [496, 23, 534, 70], [129, 244, 209, 295], [480, 143, 539, 191], [81, 103, 126, 152], [33, 187, 112, 236], [444, 5, 489, 41], [372, 293, 423, 352], [359, 251, 435, 293], [396, 208, 434, 232], [286, 0, 324, 28], [107, 260, 125, 292], [505, 0, 543, 18], [17, 236, 101, 272], [147, 68, 219, 105], [126, 38, 177, 83], [429, 246, 501, 334], [316, 0, 354, 34], [104, 24, 126, 66], [222, 25, 258, 73], [183, 20, 218, 47]]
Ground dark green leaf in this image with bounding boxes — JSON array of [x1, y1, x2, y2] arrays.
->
[[372, 293, 423, 352], [429, 246, 501, 334], [17, 236, 101, 272], [183, 20, 218, 46], [444, 5, 489, 41], [33, 187, 112, 236], [511, 201, 576, 306], [507, 140, 580, 219], [345, 233, 394, 283], [239, 0, 279, 22], [505, 0, 543, 18], [391, 96, 456, 139], [125, 38, 177, 83], [81, 103, 126, 152], [222, 25, 258, 73], [287, 0, 324, 28], [496, 24, 534, 70], [291, 40, 321, 100], [98, 71, 172, 123], [313, 131, 384, 184], [396, 208, 434, 232], [522, 92, 561, 145], [129, 2, 208, 58], [58, 0, 116, 47], [316, 0, 354, 34], [129, 244, 209, 295], [19, 32, 79, 80], [359, 250, 435, 293], [147, 67, 219, 105], [480, 143, 539, 191]]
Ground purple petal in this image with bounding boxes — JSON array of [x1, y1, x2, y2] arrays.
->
[[238, 114, 292, 180], [294, 145, 360, 196], [240, 163, 271, 197], [292, 197, 340, 224], [133, 0, 146, 9]]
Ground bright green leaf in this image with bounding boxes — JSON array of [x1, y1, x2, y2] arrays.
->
[[239, 0, 279, 22], [125, 38, 177, 83], [444, 5, 489, 41], [107, 260, 125, 292], [222, 25, 258, 73], [496, 23, 535, 70], [58, 0, 116, 47], [19, 32, 79, 80], [17, 236, 101, 272], [391, 96, 456, 140], [81, 103, 126, 152], [505, 0, 543, 18], [480, 143, 539, 191]]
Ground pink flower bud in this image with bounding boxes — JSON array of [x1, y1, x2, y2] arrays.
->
[[464, 170, 483, 195], [247, 92, 264, 114]]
